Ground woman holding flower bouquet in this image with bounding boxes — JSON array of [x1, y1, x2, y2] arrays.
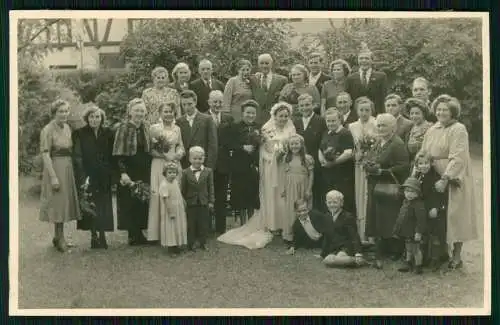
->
[[223, 59, 258, 122], [364, 113, 410, 269], [318, 108, 356, 214], [230, 100, 262, 226], [73, 104, 116, 249], [279, 64, 321, 119], [348, 97, 377, 242], [113, 98, 152, 246], [146, 102, 185, 242], [218, 102, 296, 249]]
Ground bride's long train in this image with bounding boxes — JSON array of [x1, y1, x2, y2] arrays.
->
[[217, 210, 274, 249]]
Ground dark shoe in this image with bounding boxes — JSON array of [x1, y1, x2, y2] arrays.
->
[[374, 260, 383, 269], [52, 238, 58, 248], [55, 238, 67, 253], [398, 261, 413, 273], [200, 245, 208, 251], [429, 259, 443, 272], [99, 238, 108, 249], [187, 245, 195, 251], [414, 265, 423, 274], [91, 237, 99, 249], [448, 260, 463, 270]]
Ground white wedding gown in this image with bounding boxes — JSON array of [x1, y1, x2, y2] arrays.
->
[[217, 115, 296, 249]]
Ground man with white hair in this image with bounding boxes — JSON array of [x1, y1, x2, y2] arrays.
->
[[190, 59, 225, 113], [208, 90, 234, 235], [319, 190, 364, 267], [254, 53, 288, 123]]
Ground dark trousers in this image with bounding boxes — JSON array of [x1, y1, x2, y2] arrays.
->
[[214, 171, 229, 234], [186, 205, 210, 247]]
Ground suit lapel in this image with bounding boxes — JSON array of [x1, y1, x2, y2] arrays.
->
[[267, 74, 278, 94], [191, 114, 202, 139]]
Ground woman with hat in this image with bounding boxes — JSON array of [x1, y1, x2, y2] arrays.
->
[[404, 97, 433, 162], [392, 176, 427, 274]]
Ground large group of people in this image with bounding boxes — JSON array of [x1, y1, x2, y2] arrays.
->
[[38, 46, 478, 274]]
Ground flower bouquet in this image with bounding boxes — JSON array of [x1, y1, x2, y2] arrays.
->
[[79, 178, 97, 219], [323, 146, 340, 162], [128, 180, 151, 202], [151, 133, 171, 154], [248, 129, 261, 147], [275, 140, 288, 162]]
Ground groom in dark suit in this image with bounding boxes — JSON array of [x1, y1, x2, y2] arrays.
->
[[345, 47, 388, 115], [254, 53, 288, 124], [176, 90, 218, 169], [190, 59, 225, 114], [293, 93, 327, 209]]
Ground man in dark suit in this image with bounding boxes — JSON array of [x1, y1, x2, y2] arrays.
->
[[320, 190, 364, 267], [207, 90, 234, 235], [335, 92, 358, 127], [345, 47, 388, 115], [189, 59, 225, 114], [286, 199, 327, 255], [293, 93, 326, 209], [254, 53, 288, 124], [180, 146, 215, 251], [176, 90, 218, 169], [385, 93, 413, 139], [307, 52, 331, 114]]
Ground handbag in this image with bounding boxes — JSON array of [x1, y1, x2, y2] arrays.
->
[[373, 169, 401, 198]]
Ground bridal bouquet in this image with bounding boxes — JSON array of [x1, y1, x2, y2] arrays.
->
[[275, 140, 288, 162], [356, 134, 377, 162], [151, 133, 171, 153]]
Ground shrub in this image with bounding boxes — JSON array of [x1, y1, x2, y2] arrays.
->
[[18, 64, 84, 175]]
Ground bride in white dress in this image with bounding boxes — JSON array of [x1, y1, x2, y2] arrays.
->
[[217, 102, 296, 249]]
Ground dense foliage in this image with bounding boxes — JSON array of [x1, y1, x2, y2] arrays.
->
[[18, 18, 484, 175], [309, 19, 483, 141]]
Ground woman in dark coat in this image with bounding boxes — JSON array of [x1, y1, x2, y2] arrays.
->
[[73, 104, 115, 249], [113, 98, 152, 246], [230, 99, 261, 225], [364, 113, 410, 269]]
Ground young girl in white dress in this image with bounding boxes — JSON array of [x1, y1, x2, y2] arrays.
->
[[217, 102, 296, 249], [159, 161, 188, 256], [348, 97, 377, 242]]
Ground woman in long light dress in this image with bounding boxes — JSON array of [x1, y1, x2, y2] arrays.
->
[[217, 102, 296, 249], [145, 102, 185, 242], [348, 97, 377, 242], [418, 94, 478, 270]]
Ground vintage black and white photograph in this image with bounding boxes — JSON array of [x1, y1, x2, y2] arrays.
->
[[9, 11, 490, 315]]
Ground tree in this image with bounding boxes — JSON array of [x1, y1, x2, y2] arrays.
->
[[310, 18, 483, 141], [120, 19, 299, 85]]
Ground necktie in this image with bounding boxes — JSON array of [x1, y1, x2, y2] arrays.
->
[[206, 79, 211, 89]]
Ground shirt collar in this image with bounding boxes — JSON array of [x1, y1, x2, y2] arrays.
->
[[190, 165, 204, 172], [210, 110, 220, 117], [302, 112, 314, 120], [186, 111, 198, 119], [343, 110, 350, 121]]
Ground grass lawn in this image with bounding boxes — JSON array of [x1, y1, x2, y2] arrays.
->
[[15, 153, 486, 309]]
